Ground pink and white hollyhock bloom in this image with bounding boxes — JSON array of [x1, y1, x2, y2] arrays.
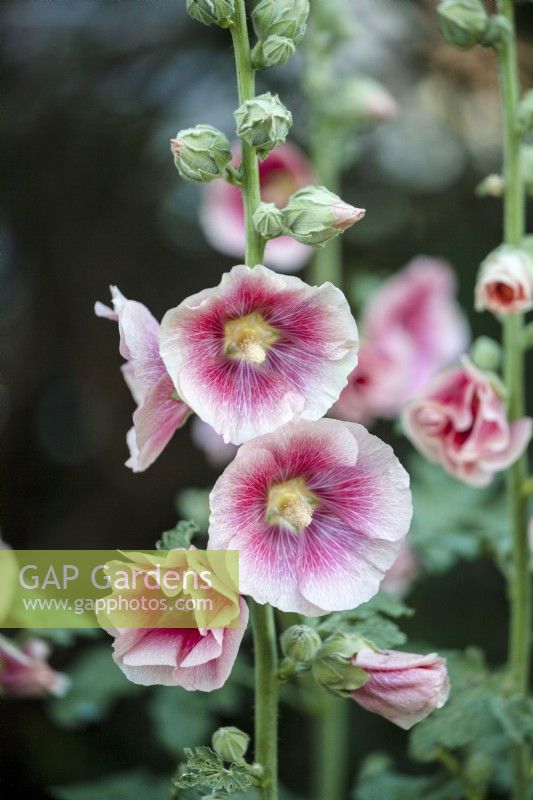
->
[[191, 417, 238, 468], [201, 143, 313, 273], [160, 265, 358, 445], [381, 542, 421, 599], [0, 637, 69, 698], [333, 258, 469, 424], [95, 286, 192, 471], [107, 597, 248, 691], [475, 246, 533, 315], [403, 358, 532, 487], [208, 419, 412, 615], [351, 648, 449, 730]]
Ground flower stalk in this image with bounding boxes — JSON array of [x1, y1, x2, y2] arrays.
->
[[496, 0, 531, 796]]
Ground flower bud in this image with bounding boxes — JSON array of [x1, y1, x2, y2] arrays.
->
[[252, 0, 309, 45], [280, 625, 322, 663], [437, 0, 489, 49], [186, 0, 235, 28], [170, 124, 232, 184], [311, 633, 369, 698], [475, 173, 505, 198], [211, 726, 250, 763], [464, 752, 493, 788], [324, 78, 397, 126], [260, 35, 296, 68], [475, 245, 533, 315], [234, 93, 292, 158], [282, 186, 365, 246], [470, 336, 501, 372], [253, 202, 286, 239], [518, 90, 533, 136]]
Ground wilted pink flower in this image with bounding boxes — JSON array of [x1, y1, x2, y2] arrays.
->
[[201, 143, 313, 273], [333, 258, 469, 425], [0, 637, 69, 698], [381, 542, 420, 598], [107, 597, 248, 691], [475, 247, 533, 315], [209, 419, 412, 615], [403, 358, 532, 487], [95, 286, 192, 471], [191, 417, 238, 468], [352, 647, 449, 730], [160, 265, 358, 444]]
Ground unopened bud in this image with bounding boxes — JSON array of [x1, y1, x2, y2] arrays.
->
[[253, 203, 286, 239], [464, 752, 492, 788], [234, 93, 292, 158], [518, 90, 533, 136], [186, 0, 235, 28], [325, 78, 397, 126], [437, 0, 489, 49], [280, 625, 322, 663], [282, 186, 365, 247], [258, 35, 296, 68], [470, 336, 501, 372], [252, 0, 309, 45], [475, 173, 505, 198], [211, 726, 250, 763], [311, 633, 369, 698], [171, 124, 231, 183]]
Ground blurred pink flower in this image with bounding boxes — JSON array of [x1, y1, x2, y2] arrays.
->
[[209, 419, 412, 615], [108, 597, 248, 691], [352, 647, 449, 730], [381, 542, 420, 598], [475, 247, 533, 315], [201, 143, 313, 273], [333, 258, 469, 424], [403, 358, 532, 487], [95, 286, 191, 471], [191, 417, 238, 468], [0, 637, 69, 698], [160, 265, 358, 444]]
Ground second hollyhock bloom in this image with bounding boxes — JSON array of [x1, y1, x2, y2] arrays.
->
[[208, 419, 412, 615], [351, 648, 449, 730], [403, 358, 532, 487], [95, 287, 191, 471], [160, 265, 358, 444], [107, 597, 248, 691], [0, 637, 69, 698], [475, 246, 533, 315], [201, 143, 313, 272], [333, 258, 469, 424]]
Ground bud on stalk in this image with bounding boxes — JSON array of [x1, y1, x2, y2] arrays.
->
[[437, 0, 489, 49], [186, 0, 235, 28], [282, 186, 365, 246], [170, 124, 232, 183], [253, 203, 286, 239], [251, 0, 309, 68], [234, 92, 292, 158], [311, 633, 369, 698], [280, 625, 322, 663], [211, 726, 250, 763]]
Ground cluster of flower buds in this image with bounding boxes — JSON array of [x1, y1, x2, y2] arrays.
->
[[171, 124, 232, 183], [251, 0, 310, 68], [234, 92, 292, 158], [212, 726, 250, 763], [185, 0, 235, 28], [437, 0, 510, 50]]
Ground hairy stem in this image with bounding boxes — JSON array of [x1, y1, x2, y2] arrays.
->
[[496, 1, 531, 797], [230, 0, 265, 267], [251, 600, 279, 800], [313, 694, 350, 800]]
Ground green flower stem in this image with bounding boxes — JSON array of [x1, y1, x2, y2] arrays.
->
[[230, 0, 265, 267], [250, 600, 279, 800], [312, 694, 350, 800], [496, 1, 531, 797]]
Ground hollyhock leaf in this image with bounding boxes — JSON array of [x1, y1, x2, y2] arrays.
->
[[155, 519, 199, 550], [149, 686, 213, 754], [355, 754, 463, 800], [173, 746, 255, 793], [51, 771, 169, 800], [49, 645, 142, 729], [318, 592, 413, 649], [490, 695, 533, 747]]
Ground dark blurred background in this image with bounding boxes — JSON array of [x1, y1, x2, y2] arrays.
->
[[1, 1, 532, 798]]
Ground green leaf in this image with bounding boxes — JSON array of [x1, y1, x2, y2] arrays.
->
[[354, 754, 463, 800], [490, 695, 533, 746], [51, 770, 169, 800], [176, 488, 211, 532], [156, 519, 199, 550], [318, 592, 412, 649], [149, 686, 213, 755], [48, 644, 143, 728], [173, 746, 256, 794]]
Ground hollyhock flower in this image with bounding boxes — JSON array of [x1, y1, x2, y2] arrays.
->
[[351, 648, 449, 730], [0, 637, 69, 698], [160, 265, 358, 445], [208, 418, 412, 615], [475, 246, 533, 315], [107, 597, 248, 691], [95, 286, 191, 471], [191, 417, 238, 468], [403, 358, 532, 487], [333, 258, 469, 424], [381, 542, 420, 598], [201, 143, 313, 273]]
